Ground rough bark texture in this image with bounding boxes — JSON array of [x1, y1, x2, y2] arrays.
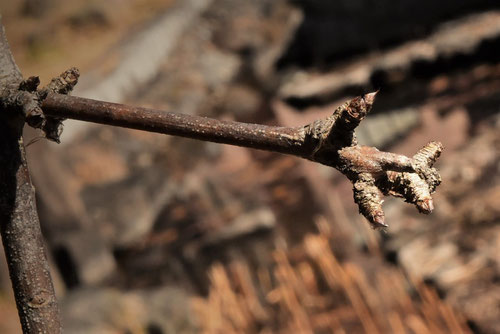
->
[[0, 17, 62, 334]]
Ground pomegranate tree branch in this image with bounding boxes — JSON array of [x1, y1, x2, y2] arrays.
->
[[0, 18, 61, 333], [42, 93, 307, 157], [41, 87, 442, 228]]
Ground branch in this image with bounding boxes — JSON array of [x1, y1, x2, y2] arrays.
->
[[0, 13, 442, 333], [41, 88, 442, 228], [0, 17, 62, 333]]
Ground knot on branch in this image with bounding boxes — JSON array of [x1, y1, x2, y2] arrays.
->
[[302, 92, 443, 228], [1, 67, 79, 143], [27, 289, 52, 309]]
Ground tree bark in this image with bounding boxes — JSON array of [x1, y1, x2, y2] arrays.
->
[[0, 17, 61, 334], [42, 93, 307, 157]]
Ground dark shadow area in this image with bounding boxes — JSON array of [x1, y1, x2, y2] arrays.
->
[[53, 246, 80, 289], [277, 0, 500, 69]]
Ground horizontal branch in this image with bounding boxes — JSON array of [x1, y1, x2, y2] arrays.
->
[[42, 93, 308, 157], [2, 66, 442, 229], [40, 89, 442, 228]]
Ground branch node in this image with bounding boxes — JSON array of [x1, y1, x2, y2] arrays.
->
[[19, 76, 40, 92], [22, 67, 80, 143], [304, 92, 377, 165], [302, 92, 443, 226]]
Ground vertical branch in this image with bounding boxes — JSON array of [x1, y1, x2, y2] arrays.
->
[[0, 118, 62, 333], [0, 18, 61, 333]]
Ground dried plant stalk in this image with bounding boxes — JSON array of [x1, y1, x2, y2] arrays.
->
[[193, 227, 471, 333]]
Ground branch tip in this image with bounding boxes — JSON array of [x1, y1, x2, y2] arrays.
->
[[362, 90, 378, 108], [44, 67, 80, 95], [416, 198, 434, 214], [307, 93, 443, 227], [372, 212, 388, 229]]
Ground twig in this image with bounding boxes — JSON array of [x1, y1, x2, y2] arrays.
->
[[41, 90, 442, 228], [42, 93, 307, 155], [0, 18, 61, 333]]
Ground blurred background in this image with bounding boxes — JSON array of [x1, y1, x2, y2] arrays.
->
[[1, 0, 499, 333]]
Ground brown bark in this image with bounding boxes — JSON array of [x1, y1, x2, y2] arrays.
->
[[42, 91, 442, 228], [42, 93, 307, 156], [0, 17, 61, 333]]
